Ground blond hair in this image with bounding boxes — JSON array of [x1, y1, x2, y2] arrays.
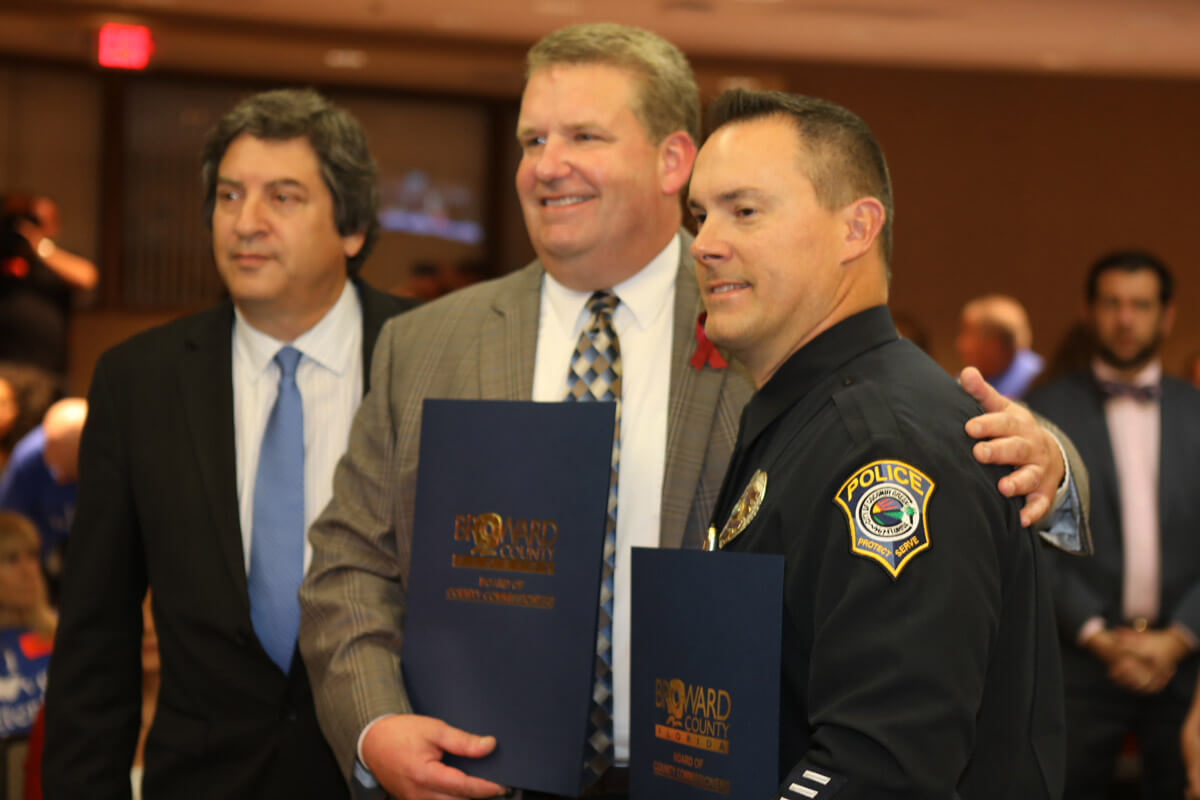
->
[[527, 23, 700, 145]]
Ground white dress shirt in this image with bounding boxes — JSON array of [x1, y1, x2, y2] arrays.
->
[[232, 280, 363, 574], [1096, 358, 1163, 624], [532, 234, 679, 763]]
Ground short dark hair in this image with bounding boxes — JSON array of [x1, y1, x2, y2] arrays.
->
[[1086, 249, 1173, 306], [200, 88, 379, 274], [704, 89, 894, 264]]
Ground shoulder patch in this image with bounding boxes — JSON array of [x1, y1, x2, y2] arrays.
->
[[834, 459, 934, 578]]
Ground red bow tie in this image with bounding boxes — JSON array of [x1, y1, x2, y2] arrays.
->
[[690, 313, 728, 371]]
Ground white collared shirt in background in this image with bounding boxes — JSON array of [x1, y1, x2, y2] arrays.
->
[[532, 233, 679, 764], [1094, 357, 1162, 624], [232, 280, 363, 574]]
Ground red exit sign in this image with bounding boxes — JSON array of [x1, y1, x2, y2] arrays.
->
[[97, 23, 154, 70]]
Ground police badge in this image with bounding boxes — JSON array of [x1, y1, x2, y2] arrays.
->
[[718, 469, 767, 549], [834, 459, 935, 578]]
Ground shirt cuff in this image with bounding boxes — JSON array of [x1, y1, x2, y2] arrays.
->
[[357, 713, 400, 768], [1049, 431, 1071, 512]]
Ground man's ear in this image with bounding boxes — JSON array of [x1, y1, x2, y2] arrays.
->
[[342, 230, 366, 260], [840, 197, 885, 264], [1163, 302, 1177, 338], [659, 131, 698, 196]]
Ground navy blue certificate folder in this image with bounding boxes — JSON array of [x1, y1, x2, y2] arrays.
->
[[402, 399, 615, 797], [631, 547, 784, 799]]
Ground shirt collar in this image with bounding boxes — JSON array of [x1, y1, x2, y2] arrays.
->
[[1091, 356, 1161, 389], [741, 305, 899, 449], [233, 279, 360, 379], [541, 233, 680, 336]]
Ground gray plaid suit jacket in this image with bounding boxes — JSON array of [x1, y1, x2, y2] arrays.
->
[[299, 236, 753, 778]]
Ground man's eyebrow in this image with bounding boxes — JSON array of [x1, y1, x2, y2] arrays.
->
[[716, 188, 761, 203], [264, 178, 307, 191], [688, 187, 762, 208], [515, 121, 606, 139], [216, 177, 307, 190]]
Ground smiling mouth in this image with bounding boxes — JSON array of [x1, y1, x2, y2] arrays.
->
[[710, 283, 750, 295], [232, 252, 271, 264], [541, 195, 592, 207]]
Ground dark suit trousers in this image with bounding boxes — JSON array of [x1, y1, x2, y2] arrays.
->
[[1061, 646, 1188, 800]]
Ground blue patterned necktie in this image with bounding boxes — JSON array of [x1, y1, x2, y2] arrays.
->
[[565, 291, 621, 783], [248, 345, 305, 672]]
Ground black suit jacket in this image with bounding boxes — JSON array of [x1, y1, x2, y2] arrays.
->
[[1028, 370, 1200, 697], [43, 280, 415, 800]]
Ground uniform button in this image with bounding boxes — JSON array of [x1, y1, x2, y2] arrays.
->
[[284, 710, 298, 723]]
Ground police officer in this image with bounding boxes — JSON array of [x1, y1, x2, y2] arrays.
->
[[687, 89, 1064, 799]]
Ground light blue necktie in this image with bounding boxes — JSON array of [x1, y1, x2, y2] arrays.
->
[[248, 345, 305, 672], [565, 291, 621, 783]]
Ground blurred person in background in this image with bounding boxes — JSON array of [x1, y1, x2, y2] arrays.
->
[[0, 511, 55, 741], [1029, 250, 1200, 799], [0, 375, 18, 473], [957, 294, 1043, 398], [23, 593, 158, 800], [0, 194, 98, 422], [0, 398, 87, 603]]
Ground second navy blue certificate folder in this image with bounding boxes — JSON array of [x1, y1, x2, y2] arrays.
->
[[402, 398, 615, 797], [630, 547, 784, 799]]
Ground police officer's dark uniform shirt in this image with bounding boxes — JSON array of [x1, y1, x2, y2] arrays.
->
[[709, 306, 1064, 800]]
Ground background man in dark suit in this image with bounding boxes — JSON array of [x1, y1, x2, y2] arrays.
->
[[299, 24, 1087, 800], [42, 88, 416, 799], [1028, 250, 1200, 799]]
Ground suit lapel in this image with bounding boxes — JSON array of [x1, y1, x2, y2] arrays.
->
[[1084, 374, 1122, 521], [1158, 379, 1182, 543], [176, 307, 250, 611], [480, 262, 542, 401], [659, 235, 732, 549]]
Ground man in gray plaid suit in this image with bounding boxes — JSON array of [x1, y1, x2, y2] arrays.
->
[[299, 23, 1086, 800]]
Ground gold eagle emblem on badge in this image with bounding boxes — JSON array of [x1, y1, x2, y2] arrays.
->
[[718, 469, 767, 549]]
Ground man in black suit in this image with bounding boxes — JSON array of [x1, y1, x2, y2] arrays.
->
[[42, 88, 416, 799], [1028, 250, 1200, 799]]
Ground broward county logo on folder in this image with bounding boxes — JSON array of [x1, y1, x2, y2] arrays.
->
[[402, 399, 615, 798]]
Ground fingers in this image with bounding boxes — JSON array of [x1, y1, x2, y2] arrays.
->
[[417, 760, 507, 799], [973, 437, 1035, 469], [364, 715, 505, 800], [433, 725, 498, 760], [959, 367, 1009, 414], [1018, 494, 1050, 528]]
